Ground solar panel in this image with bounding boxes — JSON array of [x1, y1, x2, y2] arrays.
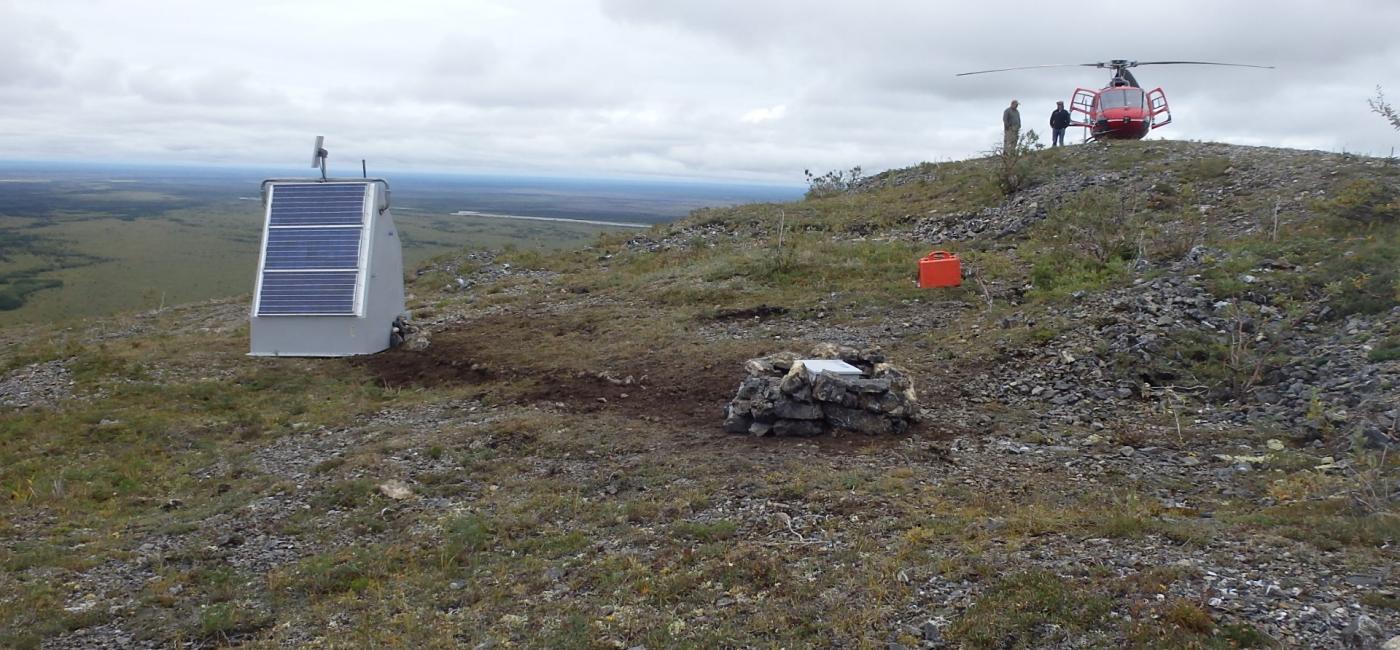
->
[[262, 228, 362, 270], [256, 271, 359, 315], [256, 183, 369, 316], [268, 184, 367, 226]]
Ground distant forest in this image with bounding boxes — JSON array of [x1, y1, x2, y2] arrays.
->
[[0, 162, 799, 318], [0, 229, 103, 311]]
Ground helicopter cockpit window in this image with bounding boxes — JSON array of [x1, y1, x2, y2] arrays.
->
[[1099, 89, 1144, 109]]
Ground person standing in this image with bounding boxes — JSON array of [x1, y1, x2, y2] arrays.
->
[[1002, 99, 1021, 152], [1050, 100, 1072, 147]]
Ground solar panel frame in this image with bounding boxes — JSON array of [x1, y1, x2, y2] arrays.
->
[[254, 182, 371, 317]]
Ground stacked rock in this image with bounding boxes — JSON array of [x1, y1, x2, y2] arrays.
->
[[723, 344, 919, 437]]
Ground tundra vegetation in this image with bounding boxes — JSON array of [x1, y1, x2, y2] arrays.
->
[[1, 140, 1397, 649]]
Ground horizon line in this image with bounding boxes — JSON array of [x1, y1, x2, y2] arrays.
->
[[0, 157, 807, 189]]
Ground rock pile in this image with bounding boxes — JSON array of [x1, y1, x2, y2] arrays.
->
[[723, 344, 919, 436], [951, 260, 1399, 447]]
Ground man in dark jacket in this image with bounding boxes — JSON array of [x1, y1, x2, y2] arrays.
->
[[1050, 101, 1072, 147]]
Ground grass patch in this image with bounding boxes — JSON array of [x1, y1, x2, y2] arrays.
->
[[1218, 622, 1274, 648], [670, 519, 738, 543], [271, 546, 406, 598], [1162, 599, 1214, 633], [947, 570, 1112, 649], [438, 513, 497, 569], [1125, 600, 1274, 648], [1360, 592, 1400, 612], [1023, 187, 1187, 300], [1368, 336, 1400, 362], [1196, 199, 1400, 319], [1235, 499, 1400, 550], [1029, 253, 1128, 300], [312, 478, 377, 511], [1312, 178, 1400, 226], [195, 601, 272, 643], [0, 581, 110, 650], [1180, 156, 1233, 183], [310, 456, 346, 475]]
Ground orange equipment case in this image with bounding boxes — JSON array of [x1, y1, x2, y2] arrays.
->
[[918, 251, 961, 288]]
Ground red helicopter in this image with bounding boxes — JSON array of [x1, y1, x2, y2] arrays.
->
[[957, 60, 1273, 140]]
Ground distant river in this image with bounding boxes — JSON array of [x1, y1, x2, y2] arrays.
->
[[450, 210, 651, 229]]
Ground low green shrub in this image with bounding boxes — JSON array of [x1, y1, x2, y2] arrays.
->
[[1312, 179, 1400, 225], [992, 130, 1044, 195], [803, 167, 863, 199], [1369, 336, 1400, 362]]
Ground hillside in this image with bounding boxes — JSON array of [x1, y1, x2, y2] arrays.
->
[[1, 140, 1397, 649], [0, 167, 776, 326]]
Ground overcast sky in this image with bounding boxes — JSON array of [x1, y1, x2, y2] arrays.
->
[[2, 0, 1398, 183]]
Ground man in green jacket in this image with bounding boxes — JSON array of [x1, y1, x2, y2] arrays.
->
[[1003, 99, 1021, 153]]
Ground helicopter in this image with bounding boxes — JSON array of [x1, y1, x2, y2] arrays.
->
[[957, 60, 1274, 141]]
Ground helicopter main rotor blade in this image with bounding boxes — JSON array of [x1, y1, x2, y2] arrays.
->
[[1131, 60, 1274, 69], [955, 63, 1100, 76]]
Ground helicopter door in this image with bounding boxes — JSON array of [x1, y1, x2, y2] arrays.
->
[[1069, 87, 1096, 126], [1146, 87, 1172, 129], [1068, 87, 1097, 141]]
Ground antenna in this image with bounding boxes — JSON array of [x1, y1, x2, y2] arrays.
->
[[310, 136, 328, 181]]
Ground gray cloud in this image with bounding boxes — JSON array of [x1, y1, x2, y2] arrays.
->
[[124, 67, 287, 107], [0, 5, 76, 89], [0, 0, 1397, 182]]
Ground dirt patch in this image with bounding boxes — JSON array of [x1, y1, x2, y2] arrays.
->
[[513, 362, 736, 427], [708, 304, 789, 321], [353, 347, 497, 387], [355, 308, 974, 437], [355, 324, 748, 429]]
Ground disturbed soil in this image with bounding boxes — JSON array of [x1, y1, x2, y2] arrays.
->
[[356, 318, 758, 429]]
